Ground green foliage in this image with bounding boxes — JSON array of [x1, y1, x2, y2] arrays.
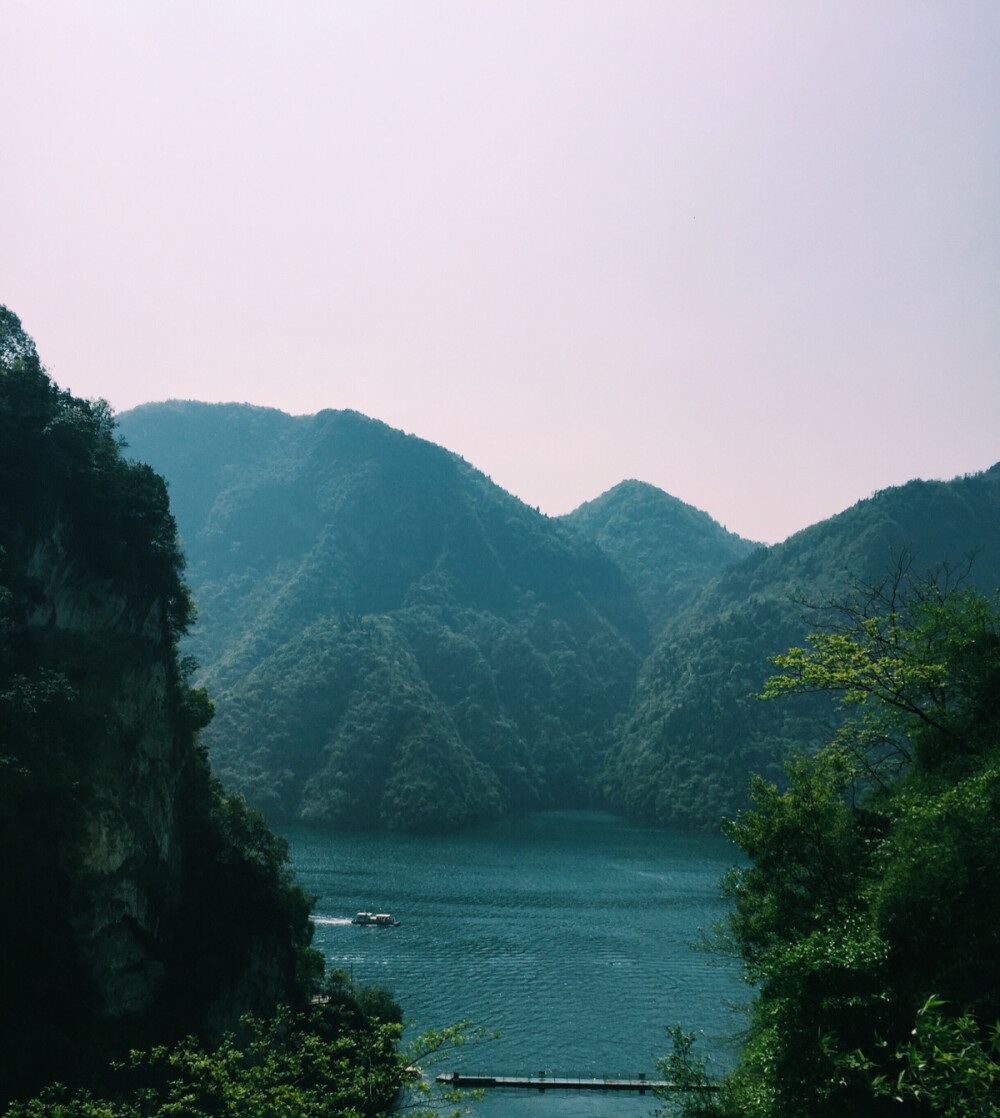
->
[[0, 311, 337, 1103], [721, 748, 875, 982], [764, 567, 1000, 780], [119, 402, 651, 832], [2, 1007, 493, 1118], [653, 1026, 722, 1118], [396, 1020, 498, 1116], [864, 997, 1000, 1117], [3, 1007, 402, 1118], [0, 309, 192, 644], [660, 568, 1000, 1117], [609, 473, 1000, 831]]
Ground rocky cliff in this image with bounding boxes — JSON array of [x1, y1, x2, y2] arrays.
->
[[0, 308, 314, 1103]]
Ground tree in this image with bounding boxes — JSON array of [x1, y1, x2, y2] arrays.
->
[[656, 562, 1000, 1117], [2, 1005, 492, 1118], [763, 559, 1000, 781]]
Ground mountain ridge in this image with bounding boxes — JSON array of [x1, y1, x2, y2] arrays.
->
[[606, 462, 1000, 828], [562, 477, 760, 637], [120, 399, 1000, 835], [120, 402, 660, 830]]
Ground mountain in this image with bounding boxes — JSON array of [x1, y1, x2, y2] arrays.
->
[[605, 465, 1000, 829], [118, 402, 654, 831], [563, 479, 759, 637], [0, 312, 316, 1101], [120, 401, 1000, 839]]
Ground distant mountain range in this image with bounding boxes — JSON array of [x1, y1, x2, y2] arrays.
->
[[119, 402, 1000, 832], [119, 404, 656, 830], [607, 465, 1000, 827]]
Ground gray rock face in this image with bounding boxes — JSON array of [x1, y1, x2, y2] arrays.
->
[[23, 531, 187, 1023], [1, 309, 312, 1103]]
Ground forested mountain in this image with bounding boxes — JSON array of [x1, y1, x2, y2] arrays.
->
[[0, 312, 318, 1100], [607, 466, 1000, 829], [121, 402, 1000, 837], [119, 402, 654, 831], [563, 479, 759, 637]]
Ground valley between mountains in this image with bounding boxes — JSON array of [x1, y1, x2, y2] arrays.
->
[[118, 401, 1000, 833]]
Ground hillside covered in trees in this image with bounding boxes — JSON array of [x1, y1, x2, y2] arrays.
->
[[0, 309, 410, 1113], [121, 401, 1000, 837], [563, 478, 759, 638], [121, 402, 751, 831], [607, 466, 1000, 829]]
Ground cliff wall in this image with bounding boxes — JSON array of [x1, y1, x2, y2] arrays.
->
[[0, 307, 314, 1103]]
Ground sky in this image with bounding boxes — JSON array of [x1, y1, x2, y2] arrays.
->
[[3, 2, 999, 543]]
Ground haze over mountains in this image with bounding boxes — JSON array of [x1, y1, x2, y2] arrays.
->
[[119, 401, 1000, 832]]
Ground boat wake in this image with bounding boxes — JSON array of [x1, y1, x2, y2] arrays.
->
[[312, 916, 353, 926]]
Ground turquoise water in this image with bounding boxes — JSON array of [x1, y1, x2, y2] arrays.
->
[[282, 811, 747, 1118]]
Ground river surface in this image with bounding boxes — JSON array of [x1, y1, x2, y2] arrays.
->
[[281, 811, 748, 1118]]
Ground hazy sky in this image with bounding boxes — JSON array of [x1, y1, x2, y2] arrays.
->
[[4, 2, 998, 542]]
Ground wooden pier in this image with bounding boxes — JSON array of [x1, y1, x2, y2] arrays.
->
[[436, 1072, 716, 1094]]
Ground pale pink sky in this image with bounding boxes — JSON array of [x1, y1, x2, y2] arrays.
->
[[3, 2, 999, 542]]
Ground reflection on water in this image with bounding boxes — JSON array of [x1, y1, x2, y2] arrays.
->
[[282, 811, 747, 1118]]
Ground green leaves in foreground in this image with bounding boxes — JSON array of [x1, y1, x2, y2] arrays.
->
[[854, 996, 1000, 1118], [4, 1007, 399, 1118], [3, 1008, 492, 1118]]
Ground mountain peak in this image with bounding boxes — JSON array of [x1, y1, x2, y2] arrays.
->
[[564, 478, 759, 636]]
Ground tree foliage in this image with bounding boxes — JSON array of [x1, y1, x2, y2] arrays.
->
[[656, 563, 1000, 1117], [0, 310, 407, 1110], [0, 307, 203, 1095], [608, 473, 1000, 831], [2, 998, 488, 1118]]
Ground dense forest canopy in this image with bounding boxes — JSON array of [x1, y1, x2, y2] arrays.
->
[[121, 401, 1000, 836], [120, 402, 692, 831], [609, 469, 1000, 830], [563, 478, 759, 637]]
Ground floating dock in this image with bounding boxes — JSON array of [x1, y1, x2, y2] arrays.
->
[[436, 1072, 715, 1094]]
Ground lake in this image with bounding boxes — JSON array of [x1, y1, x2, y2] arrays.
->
[[282, 810, 747, 1118]]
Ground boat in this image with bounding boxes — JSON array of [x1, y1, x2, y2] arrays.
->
[[351, 911, 400, 927]]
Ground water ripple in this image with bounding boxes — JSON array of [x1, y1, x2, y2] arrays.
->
[[285, 812, 747, 1118]]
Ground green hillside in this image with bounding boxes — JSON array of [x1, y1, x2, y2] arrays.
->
[[121, 402, 1000, 839], [564, 478, 759, 637], [119, 402, 652, 831], [607, 466, 1000, 829]]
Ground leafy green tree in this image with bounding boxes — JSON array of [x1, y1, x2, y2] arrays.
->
[[2, 1005, 490, 1118], [763, 561, 1000, 781], [863, 996, 1000, 1117], [656, 563, 1000, 1117]]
